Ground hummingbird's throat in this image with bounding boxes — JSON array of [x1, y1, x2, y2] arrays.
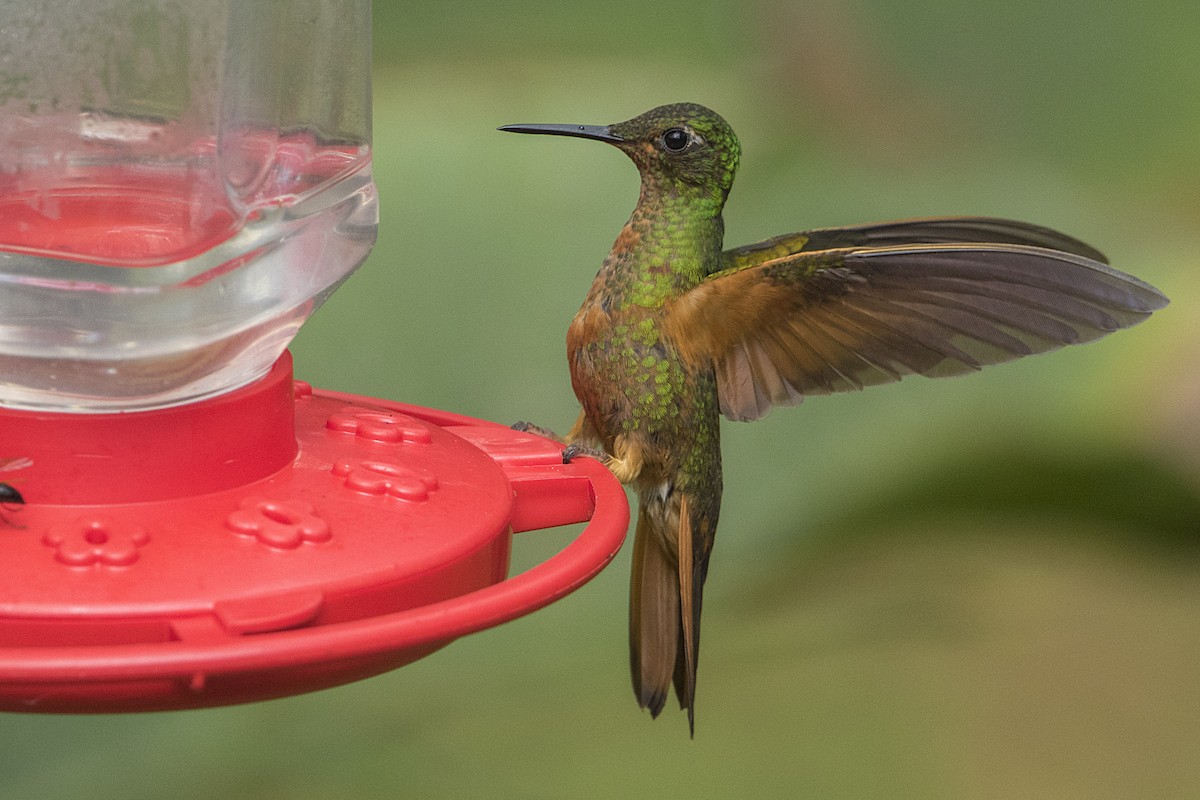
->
[[605, 201, 724, 308], [638, 171, 729, 220]]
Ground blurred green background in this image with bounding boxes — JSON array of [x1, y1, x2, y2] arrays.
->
[[4, 1, 1199, 797]]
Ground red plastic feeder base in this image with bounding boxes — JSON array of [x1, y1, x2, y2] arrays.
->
[[0, 352, 629, 712]]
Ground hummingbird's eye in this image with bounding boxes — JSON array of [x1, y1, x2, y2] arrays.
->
[[661, 128, 690, 152]]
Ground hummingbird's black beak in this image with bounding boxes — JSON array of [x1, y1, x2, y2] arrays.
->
[[498, 123, 624, 143]]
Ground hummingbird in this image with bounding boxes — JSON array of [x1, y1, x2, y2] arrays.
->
[[500, 103, 1168, 733]]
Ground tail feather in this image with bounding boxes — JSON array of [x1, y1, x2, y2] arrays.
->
[[675, 493, 698, 734], [629, 488, 712, 736], [629, 503, 678, 717]]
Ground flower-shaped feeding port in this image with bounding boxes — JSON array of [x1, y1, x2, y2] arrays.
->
[[326, 409, 434, 445], [332, 460, 439, 502], [43, 519, 149, 567], [226, 498, 332, 550]]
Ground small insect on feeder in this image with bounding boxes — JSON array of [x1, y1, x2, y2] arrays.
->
[[0, 0, 627, 712]]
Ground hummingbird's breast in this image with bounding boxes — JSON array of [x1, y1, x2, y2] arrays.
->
[[565, 204, 725, 483], [567, 293, 719, 486]]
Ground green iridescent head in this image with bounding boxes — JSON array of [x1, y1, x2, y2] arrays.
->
[[607, 103, 740, 195], [500, 102, 741, 200]]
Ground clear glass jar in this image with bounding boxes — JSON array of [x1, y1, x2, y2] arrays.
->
[[0, 0, 377, 411]]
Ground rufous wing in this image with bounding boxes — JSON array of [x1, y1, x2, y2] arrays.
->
[[666, 242, 1168, 422]]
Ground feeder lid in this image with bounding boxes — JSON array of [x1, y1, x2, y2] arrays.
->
[[0, 353, 628, 712]]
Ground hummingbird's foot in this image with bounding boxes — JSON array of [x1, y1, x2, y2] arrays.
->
[[561, 442, 609, 465], [511, 421, 564, 443], [565, 436, 642, 483]]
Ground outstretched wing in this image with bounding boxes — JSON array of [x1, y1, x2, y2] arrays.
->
[[665, 243, 1168, 422], [719, 216, 1109, 273]]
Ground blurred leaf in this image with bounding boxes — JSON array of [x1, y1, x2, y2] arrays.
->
[[779, 443, 1200, 574]]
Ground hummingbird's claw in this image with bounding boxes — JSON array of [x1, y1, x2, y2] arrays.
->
[[561, 442, 608, 465], [511, 421, 564, 442]]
